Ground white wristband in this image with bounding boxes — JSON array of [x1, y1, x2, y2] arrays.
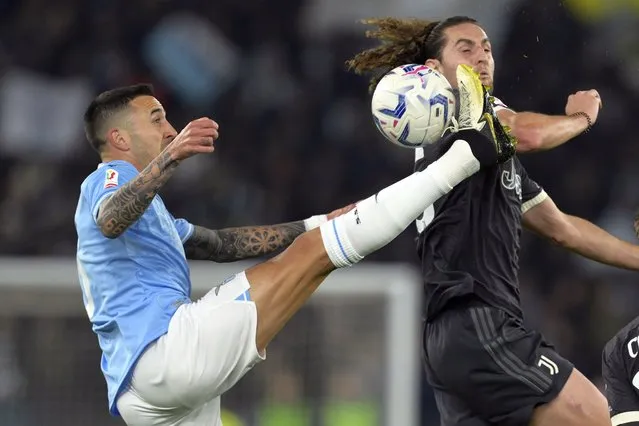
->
[[304, 214, 328, 231]]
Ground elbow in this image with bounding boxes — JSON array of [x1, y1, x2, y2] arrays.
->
[[99, 226, 121, 239], [102, 231, 120, 240], [502, 113, 544, 152], [549, 231, 568, 247], [549, 225, 580, 249], [96, 217, 123, 239], [212, 257, 236, 263], [513, 127, 544, 153]]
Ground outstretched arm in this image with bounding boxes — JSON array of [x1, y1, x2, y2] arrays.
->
[[498, 109, 591, 153], [184, 222, 306, 262], [496, 89, 601, 153], [522, 197, 639, 270], [185, 203, 357, 262]]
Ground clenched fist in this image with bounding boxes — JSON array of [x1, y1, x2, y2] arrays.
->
[[167, 118, 219, 161], [565, 90, 602, 127]]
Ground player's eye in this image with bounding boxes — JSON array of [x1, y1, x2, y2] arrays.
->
[[153, 117, 162, 124]]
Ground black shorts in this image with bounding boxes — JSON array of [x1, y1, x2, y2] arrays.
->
[[423, 300, 573, 426]]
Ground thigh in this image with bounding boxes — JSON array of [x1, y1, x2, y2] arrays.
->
[[425, 304, 574, 426], [117, 387, 159, 426], [131, 274, 265, 410], [429, 387, 491, 426], [423, 324, 489, 426], [117, 387, 222, 426], [169, 276, 265, 405], [244, 229, 334, 351], [117, 386, 184, 426], [530, 368, 610, 426]]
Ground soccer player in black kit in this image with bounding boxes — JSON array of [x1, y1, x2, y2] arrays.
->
[[347, 15, 639, 426], [603, 316, 639, 426], [603, 216, 639, 426]]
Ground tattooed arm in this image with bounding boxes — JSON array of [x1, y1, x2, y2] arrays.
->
[[183, 203, 357, 262], [96, 117, 218, 239], [97, 152, 179, 238], [184, 222, 306, 262]]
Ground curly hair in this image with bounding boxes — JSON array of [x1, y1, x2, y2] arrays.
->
[[346, 16, 478, 92]]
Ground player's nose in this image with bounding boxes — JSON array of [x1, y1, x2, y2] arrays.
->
[[164, 126, 178, 141], [476, 50, 490, 65], [165, 121, 178, 135]]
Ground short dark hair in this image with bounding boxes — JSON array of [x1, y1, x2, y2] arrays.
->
[[346, 16, 478, 92], [83, 84, 155, 153]]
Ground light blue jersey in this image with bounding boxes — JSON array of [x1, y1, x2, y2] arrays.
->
[[74, 160, 194, 415]]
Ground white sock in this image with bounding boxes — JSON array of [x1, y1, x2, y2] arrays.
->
[[320, 140, 480, 267], [303, 215, 328, 231]]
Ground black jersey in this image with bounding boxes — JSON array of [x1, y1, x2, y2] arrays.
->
[[603, 317, 639, 425], [413, 99, 547, 321]]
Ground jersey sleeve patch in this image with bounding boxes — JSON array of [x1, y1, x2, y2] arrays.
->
[[104, 168, 119, 189], [84, 162, 137, 223]]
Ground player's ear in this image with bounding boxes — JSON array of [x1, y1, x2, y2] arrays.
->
[[106, 128, 131, 152], [425, 58, 442, 73]]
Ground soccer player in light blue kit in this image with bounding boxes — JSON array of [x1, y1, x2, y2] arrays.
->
[[75, 81, 515, 425]]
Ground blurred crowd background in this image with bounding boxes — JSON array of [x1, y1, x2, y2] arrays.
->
[[1, 0, 639, 424]]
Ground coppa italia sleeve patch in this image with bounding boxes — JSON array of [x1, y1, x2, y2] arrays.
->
[[104, 169, 119, 189]]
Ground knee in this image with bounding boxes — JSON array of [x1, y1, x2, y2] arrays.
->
[[533, 369, 611, 426], [588, 392, 611, 426], [563, 389, 610, 426]]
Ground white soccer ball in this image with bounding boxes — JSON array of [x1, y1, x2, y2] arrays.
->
[[371, 64, 456, 148]]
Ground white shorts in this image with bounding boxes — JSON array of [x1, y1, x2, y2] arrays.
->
[[116, 271, 265, 426]]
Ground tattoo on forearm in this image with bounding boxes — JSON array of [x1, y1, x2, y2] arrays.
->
[[97, 152, 179, 238], [184, 222, 306, 262]]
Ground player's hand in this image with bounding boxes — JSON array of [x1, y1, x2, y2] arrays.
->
[[166, 118, 219, 161], [327, 203, 357, 220], [565, 90, 602, 125]]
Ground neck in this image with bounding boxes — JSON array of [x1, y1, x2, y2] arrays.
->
[[100, 153, 143, 171]]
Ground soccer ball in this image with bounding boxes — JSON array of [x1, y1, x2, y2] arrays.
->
[[371, 64, 456, 148]]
